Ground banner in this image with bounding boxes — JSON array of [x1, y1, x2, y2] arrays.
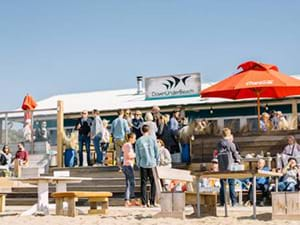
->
[[145, 73, 201, 100]]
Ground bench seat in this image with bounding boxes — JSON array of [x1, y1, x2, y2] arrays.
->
[[51, 191, 113, 217]]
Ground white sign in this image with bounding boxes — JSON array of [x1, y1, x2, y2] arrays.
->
[[145, 73, 201, 100]]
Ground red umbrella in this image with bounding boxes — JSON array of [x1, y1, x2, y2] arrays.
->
[[22, 94, 37, 121], [201, 61, 300, 129]]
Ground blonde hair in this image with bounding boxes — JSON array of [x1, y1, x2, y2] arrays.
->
[[103, 119, 109, 127], [145, 112, 154, 121], [222, 128, 232, 138]]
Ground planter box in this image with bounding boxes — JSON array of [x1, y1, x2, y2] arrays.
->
[[272, 192, 300, 220]]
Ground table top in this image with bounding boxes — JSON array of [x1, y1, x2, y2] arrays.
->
[[192, 170, 282, 179], [242, 157, 273, 162], [13, 176, 93, 184]]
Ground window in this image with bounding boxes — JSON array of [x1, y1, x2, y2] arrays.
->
[[224, 119, 240, 133], [246, 118, 259, 132]]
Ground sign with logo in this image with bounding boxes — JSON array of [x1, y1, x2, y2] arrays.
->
[[145, 73, 201, 100]]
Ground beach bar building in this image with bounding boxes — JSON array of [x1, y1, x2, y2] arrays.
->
[[1, 73, 300, 164]]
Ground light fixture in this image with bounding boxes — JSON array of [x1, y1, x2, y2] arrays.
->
[[209, 106, 214, 114], [265, 104, 269, 111]]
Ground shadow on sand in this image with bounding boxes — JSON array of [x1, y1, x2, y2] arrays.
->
[[238, 213, 272, 221]]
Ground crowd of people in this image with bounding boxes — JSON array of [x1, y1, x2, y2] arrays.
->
[[260, 111, 289, 131], [204, 129, 300, 207], [72, 106, 185, 207]]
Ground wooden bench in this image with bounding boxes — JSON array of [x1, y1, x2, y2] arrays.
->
[[0, 178, 13, 213], [0, 194, 6, 213], [51, 191, 113, 217], [153, 167, 217, 218]]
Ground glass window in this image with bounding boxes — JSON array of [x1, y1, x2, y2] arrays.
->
[[246, 118, 259, 132], [224, 119, 240, 133]]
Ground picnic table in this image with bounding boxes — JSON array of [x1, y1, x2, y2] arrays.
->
[[192, 170, 282, 219], [14, 176, 92, 216]]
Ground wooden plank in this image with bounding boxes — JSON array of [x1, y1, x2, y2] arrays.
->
[[66, 197, 77, 217], [55, 198, 64, 216], [156, 167, 193, 182], [52, 191, 112, 198], [57, 100, 64, 168], [0, 194, 6, 213], [88, 197, 108, 202], [272, 192, 286, 217], [286, 192, 300, 216]]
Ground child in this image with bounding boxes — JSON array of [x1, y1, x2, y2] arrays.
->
[[122, 133, 139, 207]]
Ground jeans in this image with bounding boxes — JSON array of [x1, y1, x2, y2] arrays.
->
[[123, 165, 135, 200], [140, 167, 156, 206], [114, 139, 124, 166], [101, 143, 109, 163], [220, 179, 236, 206], [79, 135, 91, 166], [248, 183, 269, 203], [93, 135, 103, 164], [278, 181, 297, 192]]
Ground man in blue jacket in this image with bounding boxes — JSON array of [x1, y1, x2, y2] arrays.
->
[[135, 124, 159, 207], [245, 158, 270, 206]]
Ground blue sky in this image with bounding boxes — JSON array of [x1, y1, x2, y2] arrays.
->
[[0, 0, 299, 110]]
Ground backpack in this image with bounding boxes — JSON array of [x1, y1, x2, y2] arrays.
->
[[64, 148, 77, 167], [0, 154, 7, 166]]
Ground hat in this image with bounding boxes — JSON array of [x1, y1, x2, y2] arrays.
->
[[211, 158, 218, 164]]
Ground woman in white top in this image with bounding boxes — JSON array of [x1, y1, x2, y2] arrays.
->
[[157, 139, 172, 167], [101, 120, 111, 164], [0, 145, 13, 170], [142, 112, 158, 140]]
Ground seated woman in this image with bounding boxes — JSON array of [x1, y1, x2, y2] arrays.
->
[[245, 159, 270, 206], [278, 157, 299, 192], [0, 145, 13, 171], [260, 112, 272, 132]]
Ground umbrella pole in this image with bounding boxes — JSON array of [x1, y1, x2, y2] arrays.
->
[[257, 94, 261, 131]]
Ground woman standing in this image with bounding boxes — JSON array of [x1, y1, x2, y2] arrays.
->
[[122, 133, 139, 207]]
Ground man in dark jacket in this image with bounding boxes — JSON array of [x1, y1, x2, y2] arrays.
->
[[217, 128, 240, 206], [75, 110, 92, 166]]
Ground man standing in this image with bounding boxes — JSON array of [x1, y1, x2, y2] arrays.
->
[[111, 109, 130, 167], [135, 125, 159, 207], [169, 110, 181, 154], [132, 110, 144, 139], [75, 110, 92, 166], [217, 128, 240, 206], [91, 109, 104, 166]]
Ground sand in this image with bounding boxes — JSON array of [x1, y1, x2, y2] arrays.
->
[[0, 206, 299, 225]]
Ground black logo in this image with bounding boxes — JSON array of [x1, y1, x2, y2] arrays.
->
[[163, 75, 191, 89]]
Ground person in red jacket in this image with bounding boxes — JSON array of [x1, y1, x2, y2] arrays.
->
[[13, 142, 29, 177]]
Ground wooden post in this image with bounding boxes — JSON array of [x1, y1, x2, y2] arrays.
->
[[0, 119, 2, 144], [257, 95, 261, 131], [291, 99, 298, 129], [252, 174, 257, 219], [57, 100, 64, 168]]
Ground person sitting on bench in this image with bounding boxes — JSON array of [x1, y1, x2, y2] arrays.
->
[[278, 157, 299, 192], [0, 145, 13, 171], [245, 158, 270, 206], [13, 142, 29, 177]]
